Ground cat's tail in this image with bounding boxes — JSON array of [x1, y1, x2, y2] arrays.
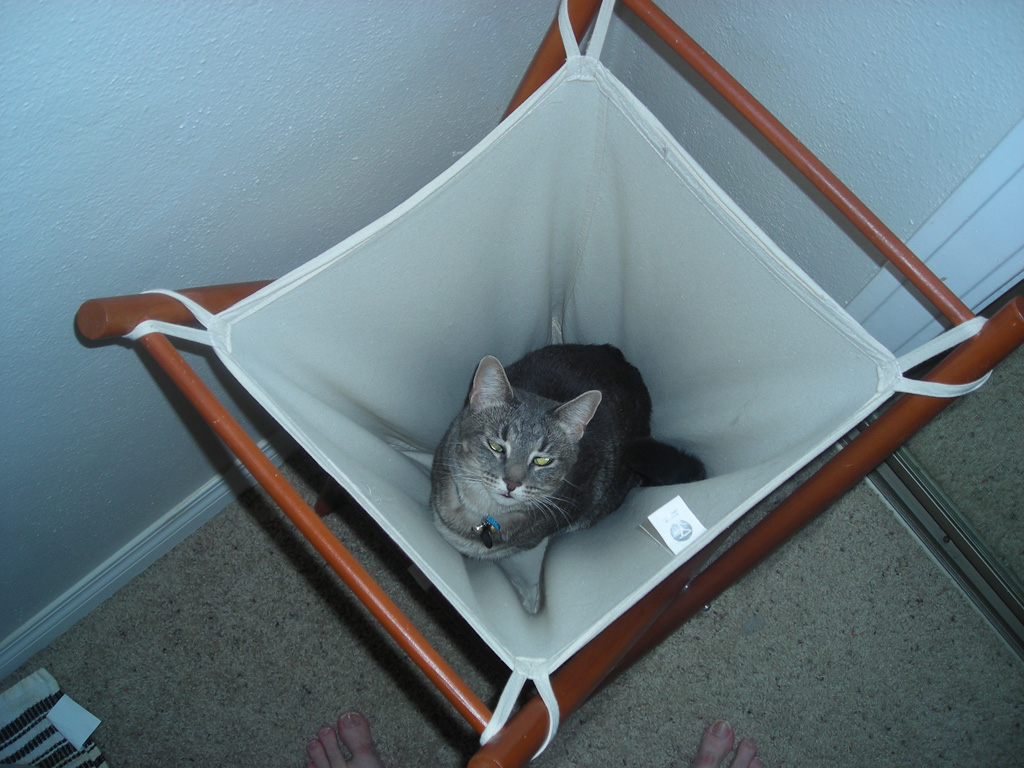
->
[[624, 437, 706, 486]]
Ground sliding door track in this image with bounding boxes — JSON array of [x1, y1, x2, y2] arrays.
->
[[868, 443, 1024, 661]]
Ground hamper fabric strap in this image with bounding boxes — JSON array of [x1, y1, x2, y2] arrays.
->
[[894, 316, 990, 397], [125, 289, 222, 345], [480, 660, 560, 759], [558, 0, 617, 60], [586, 0, 618, 60]]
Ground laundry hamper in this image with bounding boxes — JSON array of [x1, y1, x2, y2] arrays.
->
[[76, 1, 1024, 764]]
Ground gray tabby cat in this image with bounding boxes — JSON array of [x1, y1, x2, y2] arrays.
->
[[431, 344, 705, 613]]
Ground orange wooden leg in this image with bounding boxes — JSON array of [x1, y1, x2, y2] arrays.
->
[[137, 331, 493, 735]]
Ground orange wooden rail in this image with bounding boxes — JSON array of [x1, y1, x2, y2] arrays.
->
[[614, 0, 974, 327], [76, 281, 271, 341], [136, 331, 492, 735]]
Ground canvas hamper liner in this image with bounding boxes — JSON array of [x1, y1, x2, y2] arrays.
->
[[128, 0, 986, 754]]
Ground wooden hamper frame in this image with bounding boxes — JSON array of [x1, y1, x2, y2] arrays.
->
[[75, 2, 1024, 766]]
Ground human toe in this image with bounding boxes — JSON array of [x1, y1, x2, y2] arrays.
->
[[691, 720, 736, 767], [336, 711, 383, 768], [306, 727, 344, 768], [730, 738, 761, 768]]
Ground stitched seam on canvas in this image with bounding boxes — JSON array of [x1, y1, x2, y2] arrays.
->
[[561, 71, 611, 312]]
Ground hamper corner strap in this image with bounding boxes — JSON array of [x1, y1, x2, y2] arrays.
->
[[502, 0, 603, 118], [124, 289, 222, 344], [75, 280, 271, 340], [893, 316, 991, 398], [480, 661, 560, 760]]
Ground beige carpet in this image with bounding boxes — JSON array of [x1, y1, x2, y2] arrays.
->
[[3, 432, 1021, 767]]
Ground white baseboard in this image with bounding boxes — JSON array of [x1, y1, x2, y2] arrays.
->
[[0, 438, 294, 680]]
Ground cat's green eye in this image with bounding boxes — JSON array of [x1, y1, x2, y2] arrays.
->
[[487, 440, 504, 454], [532, 456, 552, 467]]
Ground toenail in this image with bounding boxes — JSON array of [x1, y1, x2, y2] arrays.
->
[[341, 712, 362, 728], [711, 720, 731, 737]]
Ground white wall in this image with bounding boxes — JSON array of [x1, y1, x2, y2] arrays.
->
[[3, 0, 1022, 676]]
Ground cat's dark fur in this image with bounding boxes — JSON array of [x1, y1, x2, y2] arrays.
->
[[430, 344, 705, 572]]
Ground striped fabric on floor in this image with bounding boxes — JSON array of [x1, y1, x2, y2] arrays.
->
[[0, 669, 107, 768]]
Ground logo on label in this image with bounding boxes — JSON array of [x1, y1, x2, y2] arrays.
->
[[670, 521, 693, 542]]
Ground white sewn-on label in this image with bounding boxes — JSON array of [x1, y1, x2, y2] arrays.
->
[[645, 496, 707, 555]]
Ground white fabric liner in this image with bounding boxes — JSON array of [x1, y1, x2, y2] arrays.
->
[[133, 0, 986, 754]]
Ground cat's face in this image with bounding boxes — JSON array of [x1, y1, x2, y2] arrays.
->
[[455, 401, 580, 513]]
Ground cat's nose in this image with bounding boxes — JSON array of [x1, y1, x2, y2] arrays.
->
[[504, 479, 521, 493]]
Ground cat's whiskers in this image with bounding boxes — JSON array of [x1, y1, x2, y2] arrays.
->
[[438, 460, 488, 486], [528, 492, 576, 529]]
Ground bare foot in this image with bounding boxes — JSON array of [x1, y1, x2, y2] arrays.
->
[[690, 720, 764, 768], [305, 711, 383, 768], [300, 712, 760, 768]]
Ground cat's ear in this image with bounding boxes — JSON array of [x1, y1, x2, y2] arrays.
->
[[469, 356, 515, 411], [554, 390, 602, 441]]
